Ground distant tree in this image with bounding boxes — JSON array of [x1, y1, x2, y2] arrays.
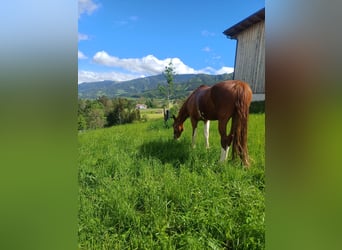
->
[[78, 99, 89, 130], [97, 95, 113, 115], [107, 98, 125, 125], [77, 97, 141, 130], [106, 98, 140, 126], [78, 99, 87, 114], [86, 102, 106, 129], [128, 109, 141, 123], [159, 61, 176, 109], [78, 114, 87, 130], [145, 98, 157, 108]]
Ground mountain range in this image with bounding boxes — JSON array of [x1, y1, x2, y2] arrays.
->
[[78, 73, 233, 99]]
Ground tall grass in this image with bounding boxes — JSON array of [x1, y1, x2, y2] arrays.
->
[[79, 114, 265, 249]]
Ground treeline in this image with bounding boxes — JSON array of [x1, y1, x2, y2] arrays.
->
[[78, 96, 141, 130], [249, 100, 265, 114]]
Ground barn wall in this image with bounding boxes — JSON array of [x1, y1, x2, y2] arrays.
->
[[234, 21, 265, 93]]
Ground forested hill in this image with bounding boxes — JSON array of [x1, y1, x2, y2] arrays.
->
[[78, 73, 233, 99]]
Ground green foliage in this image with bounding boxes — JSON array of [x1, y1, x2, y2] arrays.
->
[[249, 101, 265, 114], [145, 98, 158, 108], [78, 114, 87, 130], [83, 101, 106, 130], [159, 61, 176, 108], [169, 100, 182, 118], [78, 97, 141, 130], [79, 114, 265, 249], [106, 98, 140, 126]]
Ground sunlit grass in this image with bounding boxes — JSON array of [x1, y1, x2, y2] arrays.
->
[[78, 114, 265, 249], [140, 108, 164, 120]]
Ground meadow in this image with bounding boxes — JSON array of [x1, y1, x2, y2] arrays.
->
[[78, 113, 265, 249], [139, 108, 164, 120]]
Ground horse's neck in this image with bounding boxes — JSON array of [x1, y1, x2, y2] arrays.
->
[[177, 103, 189, 123]]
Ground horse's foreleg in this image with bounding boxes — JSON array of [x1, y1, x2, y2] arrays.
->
[[192, 128, 197, 148], [204, 120, 210, 149], [191, 119, 198, 148], [218, 119, 233, 162], [220, 147, 230, 162]]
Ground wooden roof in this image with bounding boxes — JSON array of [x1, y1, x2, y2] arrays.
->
[[223, 8, 265, 39]]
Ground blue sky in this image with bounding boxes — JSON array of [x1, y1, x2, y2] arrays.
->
[[78, 0, 265, 83]]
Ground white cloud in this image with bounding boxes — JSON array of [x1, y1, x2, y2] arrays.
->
[[78, 51, 234, 83], [78, 32, 89, 41], [78, 0, 99, 18], [202, 46, 211, 52], [194, 66, 234, 75], [93, 51, 198, 75], [78, 70, 142, 84], [215, 66, 234, 75], [78, 50, 88, 59]]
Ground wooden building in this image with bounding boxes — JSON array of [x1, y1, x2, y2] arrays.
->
[[223, 8, 265, 98]]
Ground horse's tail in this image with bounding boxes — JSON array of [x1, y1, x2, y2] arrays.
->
[[231, 81, 253, 166]]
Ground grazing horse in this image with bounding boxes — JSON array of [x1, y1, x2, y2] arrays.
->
[[172, 80, 253, 166]]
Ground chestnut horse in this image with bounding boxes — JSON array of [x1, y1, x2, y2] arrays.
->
[[172, 80, 252, 166]]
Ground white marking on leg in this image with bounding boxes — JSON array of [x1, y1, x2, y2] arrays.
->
[[204, 120, 210, 149], [219, 148, 226, 162], [192, 128, 197, 148], [219, 146, 230, 162]]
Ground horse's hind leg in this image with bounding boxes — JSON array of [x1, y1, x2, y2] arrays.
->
[[218, 118, 233, 162]]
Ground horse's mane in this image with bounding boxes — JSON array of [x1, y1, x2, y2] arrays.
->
[[177, 85, 207, 121], [184, 85, 207, 104], [178, 84, 207, 118]]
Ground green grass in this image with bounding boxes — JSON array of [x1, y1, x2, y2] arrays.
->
[[79, 114, 265, 249], [140, 108, 164, 120]]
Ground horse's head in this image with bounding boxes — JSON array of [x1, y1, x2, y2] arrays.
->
[[172, 115, 184, 139]]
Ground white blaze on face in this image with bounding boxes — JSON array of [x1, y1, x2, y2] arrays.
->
[[220, 146, 230, 162]]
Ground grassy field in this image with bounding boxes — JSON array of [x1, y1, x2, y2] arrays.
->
[[139, 108, 164, 120], [78, 114, 265, 249]]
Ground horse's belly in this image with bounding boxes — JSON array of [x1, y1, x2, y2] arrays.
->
[[200, 109, 218, 120], [206, 114, 218, 120]]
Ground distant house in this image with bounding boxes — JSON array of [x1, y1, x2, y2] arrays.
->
[[223, 8, 265, 100], [136, 104, 147, 110]]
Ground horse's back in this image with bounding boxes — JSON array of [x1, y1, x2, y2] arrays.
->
[[211, 80, 252, 116], [186, 80, 252, 121], [211, 80, 252, 99], [211, 80, 237, 104]]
